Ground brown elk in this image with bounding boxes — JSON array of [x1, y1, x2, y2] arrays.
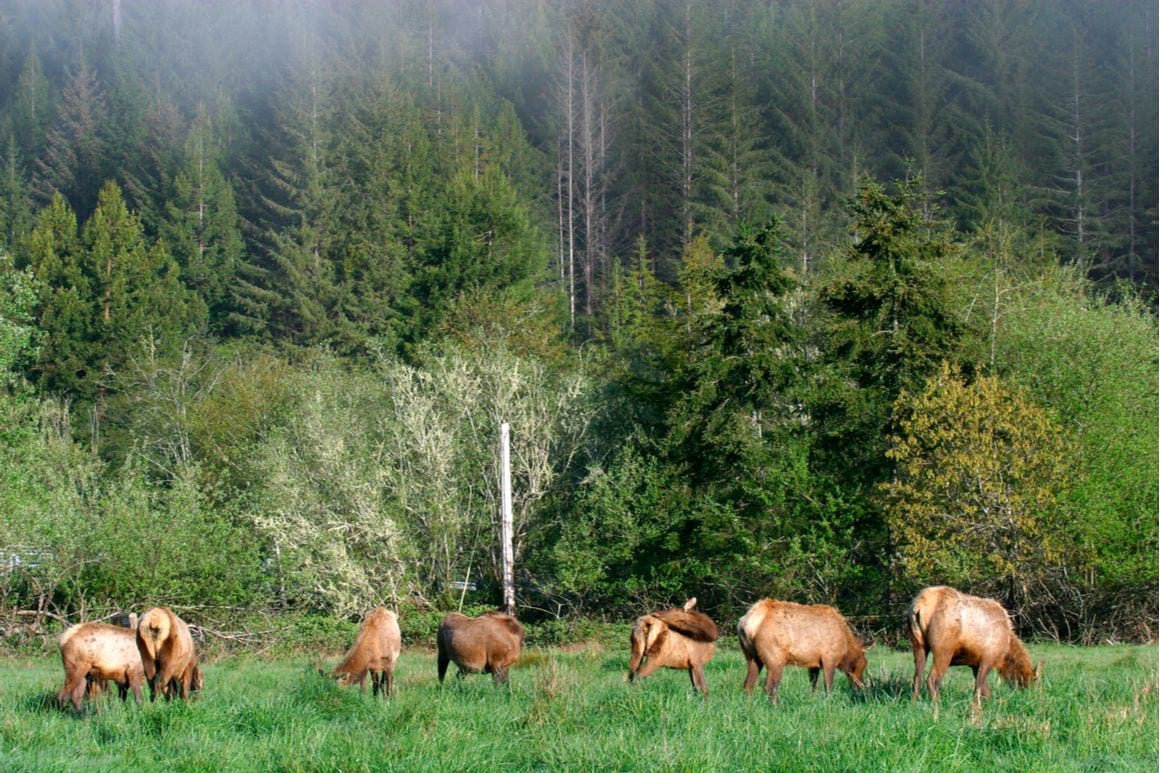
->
[[321, 607, 401, 697], [57, 623, 145, 711], [627, 598, 718, 696], [136, 607, 201, 701], [737, 598, 868, 703], [437, 610, 525, 686], [85, 612, 139, 700], [908, 586, 1040, 704]]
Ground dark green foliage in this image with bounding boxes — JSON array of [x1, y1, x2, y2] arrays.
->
[[22, 184, 205, 399], [821, 178, 964, 400], [30, 54, 109, 219], [0, 1, 1152, 643], [0, 136, 34, 249]]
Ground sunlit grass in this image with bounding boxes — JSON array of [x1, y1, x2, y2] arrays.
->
[[0, 644, 1154, 770]]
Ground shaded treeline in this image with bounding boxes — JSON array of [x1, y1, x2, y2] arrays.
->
[[0, 1, 1155, 643]]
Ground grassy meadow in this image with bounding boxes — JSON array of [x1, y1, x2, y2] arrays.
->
[[0, 643, 1155, 771]]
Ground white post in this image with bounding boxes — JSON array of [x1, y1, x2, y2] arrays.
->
[[500, 422, 515, 616]]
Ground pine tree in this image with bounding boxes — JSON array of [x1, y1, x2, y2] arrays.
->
[[81, 182, 205, 376], [670, 220, 799, 493]]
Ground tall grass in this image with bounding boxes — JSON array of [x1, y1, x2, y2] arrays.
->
[[1, 644, 1154, 771]]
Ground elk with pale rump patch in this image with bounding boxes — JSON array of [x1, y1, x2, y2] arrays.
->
[[908, 585, 1040, 704], [56, 623, 145, 711], [627, 598, 718, 696], [136, 607, 202, 701], [321, 607, 401, 697], [737, 598, 869, 703]]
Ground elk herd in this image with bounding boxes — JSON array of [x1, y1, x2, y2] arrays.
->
[[53, 586, 1039, 714]]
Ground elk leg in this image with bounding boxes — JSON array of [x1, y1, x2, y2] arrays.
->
[[822, 661, 837, 694], [808, 668, 820, 692], [491, 665, 509, 687], [911, 644, 927, 701], [973, 662, 993, 701], [743, 655, 763, 694], [437, 650, 450, 683], [130, 678, 143, 704], [117, 681, 128, 701], [634, 657, 664, 681], [764, 661, 785, 704], [690, 664, 709, 697], [383, 668, 393, 698], [926, 649, 953, 704], [59, 672, 87, 711], [157, 663, 181, 702]]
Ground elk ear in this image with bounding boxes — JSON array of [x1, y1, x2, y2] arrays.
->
[[683, 598, 697, 611]]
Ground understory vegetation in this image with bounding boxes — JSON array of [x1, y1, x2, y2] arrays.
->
[[0, 0, 1156, 646]]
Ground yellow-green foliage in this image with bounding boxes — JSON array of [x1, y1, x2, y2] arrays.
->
[[882, 362, 1070, 595]]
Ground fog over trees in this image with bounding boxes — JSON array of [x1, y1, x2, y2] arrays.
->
[[0, 1, 1155, 642]]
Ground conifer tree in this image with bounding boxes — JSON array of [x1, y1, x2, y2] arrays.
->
[[0, 136, 33, 250], [160, 108, 244, 329], [24, 183, 204, 400], [32, 54, 109, 218], [12, 47, 52, 158]]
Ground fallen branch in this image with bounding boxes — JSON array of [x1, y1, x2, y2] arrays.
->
[[13, 609, 71, 626]]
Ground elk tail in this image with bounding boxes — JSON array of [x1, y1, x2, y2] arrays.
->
[[908, 604, 926, 651]]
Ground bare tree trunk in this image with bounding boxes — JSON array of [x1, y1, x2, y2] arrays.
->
[[565, 33, 576, 330], [580, 49, 596, 319], [680, 0, 694, 247]]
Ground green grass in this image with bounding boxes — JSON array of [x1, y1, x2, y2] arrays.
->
[[0, 644, 1154, 771]]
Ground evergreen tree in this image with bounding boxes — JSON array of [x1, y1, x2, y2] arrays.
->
[[815, 177, 965, 493], [24, 183, 204, 400], [821, 178, 964, 401], [22, 194, 90, 395], [160, 108, 244, 329], [11, 47, 52, 159], [0, 136, 33, 250], [32, 54, 110, 218], [238, 64, 341, 345]]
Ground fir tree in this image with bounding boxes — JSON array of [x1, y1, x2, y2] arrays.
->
[[32, 54, 109, 218]]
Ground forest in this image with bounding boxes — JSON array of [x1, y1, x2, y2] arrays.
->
[[0, 0, 1155, 645]]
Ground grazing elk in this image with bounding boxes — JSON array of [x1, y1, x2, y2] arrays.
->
[[737, 598, 868, 703], [84, 612, 139, 700], [908, 586, 1040, 704], [136, 607, 201, 701], [322, 607, 402, 698], [627, 598, 718, 697], [437, 610, 525, 686], [57, 623, 145, 711]]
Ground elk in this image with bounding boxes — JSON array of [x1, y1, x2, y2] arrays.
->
[[57, 623, 146, 711], [737, 598, 868, 703], [908, 585, 1040, 704], [437, 610, 525, 686], [628, 598, 718, 696], [322, 607, 401, 698], [136, 607, 201, 701]]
